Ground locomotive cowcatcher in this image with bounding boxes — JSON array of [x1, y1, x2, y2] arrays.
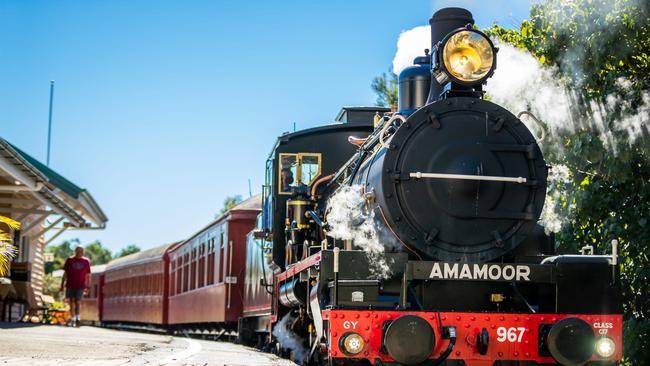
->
[[244, 7, 623, 366]]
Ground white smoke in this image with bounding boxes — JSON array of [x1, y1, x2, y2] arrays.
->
[[485, 42, 650, 232], [325, 185, 395, 279], [539, 164, 573, 234], [485, 42, 576, 140], [486, 42, 650, 155], [272, 313, 308, 365], [392, 26, 430, 75]]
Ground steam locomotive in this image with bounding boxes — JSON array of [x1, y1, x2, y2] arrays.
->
[[246, 7, 624, 366]]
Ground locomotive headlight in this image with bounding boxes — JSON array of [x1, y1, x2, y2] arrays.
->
[[595, 337, 616, 358], [546, 317, 595, 365], [340, 333, 365, 355], [435, 28, 496, 85]]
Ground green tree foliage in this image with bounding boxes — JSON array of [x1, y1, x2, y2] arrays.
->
[[487, 0, 650, 98], [44, 239, 77, 274], [371, 70, 398, 109], [486, 0, 650, 363], [116, 244, 141, 258], [220, 195, 243, 215], [83, 241, 112, 265], [46, 240, 142, 272], [42, 273, 62, 301]]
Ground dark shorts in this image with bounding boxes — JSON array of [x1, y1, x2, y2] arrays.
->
[[65, 288, 84, 300]]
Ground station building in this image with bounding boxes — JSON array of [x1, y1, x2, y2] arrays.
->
[[0, 137, 107, 321]]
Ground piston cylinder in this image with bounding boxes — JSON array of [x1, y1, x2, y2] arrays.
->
[[279, 278, 308, 308]]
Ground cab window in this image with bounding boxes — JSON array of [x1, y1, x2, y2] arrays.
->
[[279, 154, 298, 194], [278, 153, 321, 194], [301, 154, 320, 186]]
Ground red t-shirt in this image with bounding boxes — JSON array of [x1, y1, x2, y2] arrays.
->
[[63, 256, 91, 289]]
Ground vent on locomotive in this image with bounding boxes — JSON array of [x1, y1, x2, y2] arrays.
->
[[278, 153, 321, 195]]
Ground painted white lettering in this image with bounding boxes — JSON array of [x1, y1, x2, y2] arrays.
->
[[459, 264, 472, 279], [516, 266, 531, 281], [496, 327, 527, 343], [430, 263, 442, 279], [502, 265, 515, 281], [444, 263, 459, 278], [488, 265, 501, 280], [473, 264, 488, 279], [428, 263, 532, 281]]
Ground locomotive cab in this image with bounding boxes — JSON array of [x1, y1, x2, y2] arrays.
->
[[258, 107, 389, 272]]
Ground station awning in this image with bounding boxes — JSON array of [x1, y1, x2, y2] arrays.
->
[[0, 137, 108, 230]]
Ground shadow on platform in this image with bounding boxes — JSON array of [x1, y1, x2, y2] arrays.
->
[[0, 321, 43, 329]]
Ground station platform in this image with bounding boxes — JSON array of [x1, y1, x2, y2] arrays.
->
[[0, 322, 295, 366]]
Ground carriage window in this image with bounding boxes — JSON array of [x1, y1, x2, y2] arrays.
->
[[278, 153, 321, 194]]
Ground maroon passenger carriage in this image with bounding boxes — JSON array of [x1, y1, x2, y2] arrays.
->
[[102, 242, 181, 326], [79, 264, 106, 325], [167, 196, 260, 332], [98, 196, 260, 332]]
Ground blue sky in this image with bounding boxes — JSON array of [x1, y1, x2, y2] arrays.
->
[[0, 0, 536, 252]]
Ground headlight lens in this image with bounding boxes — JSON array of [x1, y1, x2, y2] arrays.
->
[[342, 333, 365, 355], [440, 29, 495, 84], [595, 337, 616, 358], [546, 317, 595, 365]]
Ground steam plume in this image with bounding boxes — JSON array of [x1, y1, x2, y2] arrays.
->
[[272, 313, 308, 365], [325, 185, 396, 279], [392, 26, 429, 75], [486, 42, 650, 155]]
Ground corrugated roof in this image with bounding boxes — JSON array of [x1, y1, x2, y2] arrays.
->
[[170, 194, 262, 253], [231, 194, 262, 211], [106, 242, 180, 271], [210, 194, 262, 225], [9, 143, 84, 199], [0, 138, 49, 184], [91, 264, 107, 273], [0, 137, 107, 227]]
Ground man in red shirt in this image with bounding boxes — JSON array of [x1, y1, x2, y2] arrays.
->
[[60, 245, 91, 327]]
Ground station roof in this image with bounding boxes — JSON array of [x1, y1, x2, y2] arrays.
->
[[0, 137, 108, 228], [13, 144, 84, 198]]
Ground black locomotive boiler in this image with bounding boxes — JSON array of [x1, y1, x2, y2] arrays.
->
[[246, 7, 623, 366]]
